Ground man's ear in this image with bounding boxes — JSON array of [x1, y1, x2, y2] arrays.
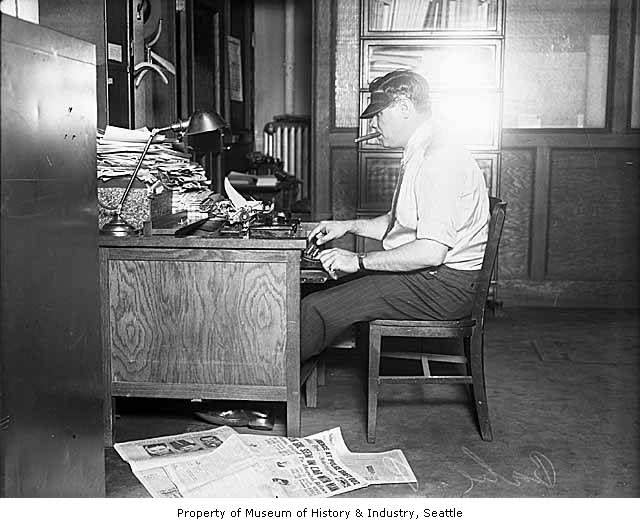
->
[[397, 97, 413, 119]]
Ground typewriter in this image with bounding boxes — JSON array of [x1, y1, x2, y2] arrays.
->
[[174, 211, 328, 282], [248, 211, 301, 239], [174, 210, 298, 238]]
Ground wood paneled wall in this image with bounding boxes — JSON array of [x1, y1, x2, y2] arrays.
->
[[331, 147, 359, 220], [547, 149, 640, 281], [313, 0, 640, 307], [499, 149, 534, 280]]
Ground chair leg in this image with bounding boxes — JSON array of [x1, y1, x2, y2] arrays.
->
[[367, 326, 382, 443], [317, 359, 326, 386], [420, 356, 431, 377], [467, 333, 493, 441], [301, 357, 319, 408], [305, 365, 318, 408]]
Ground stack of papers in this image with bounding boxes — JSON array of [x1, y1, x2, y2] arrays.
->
[[97, 126, 210, 193]]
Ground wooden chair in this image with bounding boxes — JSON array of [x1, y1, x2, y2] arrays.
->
[[367, 197, 506, 443], [301, 330, 348, 408], [301, 357, 321, 408]]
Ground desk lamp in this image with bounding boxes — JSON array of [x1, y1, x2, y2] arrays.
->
[[100, 109, 228, 236]]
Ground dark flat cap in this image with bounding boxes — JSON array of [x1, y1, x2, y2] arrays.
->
[[360, 90, 395, 119]]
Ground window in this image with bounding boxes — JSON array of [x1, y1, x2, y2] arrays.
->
[[503, 0, 612, 129]]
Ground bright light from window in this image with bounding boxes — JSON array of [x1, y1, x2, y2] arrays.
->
[[432, 94, 499, 149]]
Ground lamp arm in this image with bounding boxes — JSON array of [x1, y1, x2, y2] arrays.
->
[[115, 130, 159, 214], [156, 121, 189, 135]]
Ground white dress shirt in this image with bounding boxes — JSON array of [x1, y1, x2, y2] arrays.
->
[[382, 119, 489, 271]]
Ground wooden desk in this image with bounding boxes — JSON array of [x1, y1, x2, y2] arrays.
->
[[99, 235, 306, 445]]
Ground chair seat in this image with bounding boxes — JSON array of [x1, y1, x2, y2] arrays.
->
[[371, 318, 476, 328], [370, 318, 476, 338]]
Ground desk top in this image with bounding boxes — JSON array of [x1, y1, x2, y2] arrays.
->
[[98, 234, 307, 250]]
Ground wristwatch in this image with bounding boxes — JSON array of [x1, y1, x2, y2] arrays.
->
[[357, 253, 367, 271]]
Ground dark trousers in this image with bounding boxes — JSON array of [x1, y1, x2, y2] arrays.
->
[[300, 265, 478, 361]]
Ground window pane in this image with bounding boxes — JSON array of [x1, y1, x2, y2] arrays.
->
[[632, 5, 640, 128], [504, 0, 611, 129], [367, 0, 500, 32], [364, 40, 501, 91]]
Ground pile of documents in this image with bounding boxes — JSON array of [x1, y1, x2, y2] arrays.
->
[[97, 126, 210, 193], [114, 426, 417, 498]]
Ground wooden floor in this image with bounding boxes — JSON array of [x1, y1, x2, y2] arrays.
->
[[106, 307, 640, 498]]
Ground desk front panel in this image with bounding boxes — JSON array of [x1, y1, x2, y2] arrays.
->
[[103, 248, 293, 389]]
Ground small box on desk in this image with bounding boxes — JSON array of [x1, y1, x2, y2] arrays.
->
[[98, 179, 172, 230]]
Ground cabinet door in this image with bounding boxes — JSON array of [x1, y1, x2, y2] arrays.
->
[[362, 39, 502, 91], [106, 0, 178, 128], [364, 0, 503, 35], [358, 150, 499, 213], [358, 152, 401, 212], [106, 0, 134, 128]]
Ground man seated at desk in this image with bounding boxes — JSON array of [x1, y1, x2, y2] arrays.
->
[[194, 69, 487, 429], [301, 69, 489, 362]]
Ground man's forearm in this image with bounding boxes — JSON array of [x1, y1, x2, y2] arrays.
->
[[361, 238, 447, 272], [346, 213, 390, 241]]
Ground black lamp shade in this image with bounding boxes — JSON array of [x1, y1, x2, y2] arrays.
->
[[186, 110, 228, 136]]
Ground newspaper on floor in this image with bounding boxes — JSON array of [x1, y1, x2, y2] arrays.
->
[[114, 426, 416, 498], [114, 426, 238, 497], [304, 427, 417, 485]]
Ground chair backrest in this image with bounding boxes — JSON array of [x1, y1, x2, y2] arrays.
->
[[470, 196, 507, 326]]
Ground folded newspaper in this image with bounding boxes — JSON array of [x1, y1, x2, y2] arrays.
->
[[114, 426, 417, 498]]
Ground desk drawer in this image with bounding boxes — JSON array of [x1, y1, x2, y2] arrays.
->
[[103, 251, 290, 387]]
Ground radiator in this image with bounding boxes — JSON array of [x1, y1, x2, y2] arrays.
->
[[263, 115, 310, 200]]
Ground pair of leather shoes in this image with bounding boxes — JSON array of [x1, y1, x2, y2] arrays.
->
[[194, 407, 274, 430]]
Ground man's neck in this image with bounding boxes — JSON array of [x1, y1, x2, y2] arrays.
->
[[402, 116, 433, 152]]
